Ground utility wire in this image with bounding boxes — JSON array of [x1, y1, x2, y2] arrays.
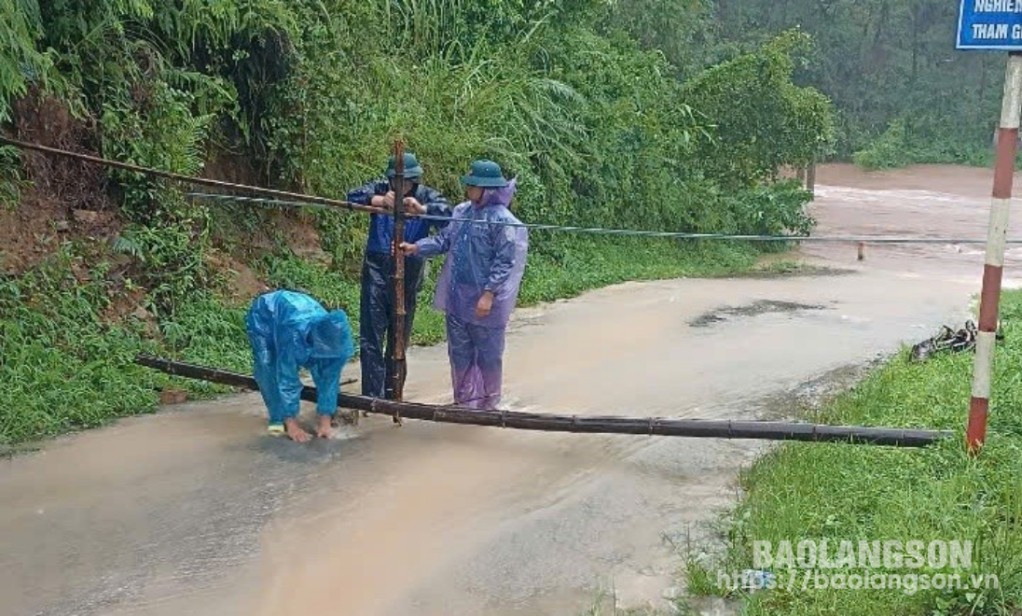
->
[[4, 136, 1018, 246], [0, 136, 388, 216], [186, 192, 1022, 246]]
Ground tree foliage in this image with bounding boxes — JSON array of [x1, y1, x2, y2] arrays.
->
[[681, 29, 834, 186], [703, 0, 1003, 165], [1, 0, 830, 311]]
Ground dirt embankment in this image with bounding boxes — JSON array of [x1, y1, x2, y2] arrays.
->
[[0, 92, 336, 313]]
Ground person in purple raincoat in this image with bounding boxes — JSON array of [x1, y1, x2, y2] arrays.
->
[[399, 160, 528, 410]]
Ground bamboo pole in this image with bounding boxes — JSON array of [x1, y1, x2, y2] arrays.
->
[[135, 356, 953, 448], [389, 140, 407, 425]]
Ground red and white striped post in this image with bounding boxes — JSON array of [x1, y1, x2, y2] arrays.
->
[[966, 52, 1022, 454]]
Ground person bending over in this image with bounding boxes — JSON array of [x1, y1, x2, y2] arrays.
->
[[245, 289, 355, 442]]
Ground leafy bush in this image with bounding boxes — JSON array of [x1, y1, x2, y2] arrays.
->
[[852, 119, 912, 170], [853, 117, 999, 171], [681, 30, 834, 188]]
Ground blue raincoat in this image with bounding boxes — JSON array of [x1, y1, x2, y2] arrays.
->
[[414, 179, 529, 409], [245, 290, 355, 424], [346, 179, 452, 399], [346, 179, 452, 254]]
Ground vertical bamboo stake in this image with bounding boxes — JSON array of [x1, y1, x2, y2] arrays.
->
[[390, 140, 407, 425], [967, 52, 1022, 455]]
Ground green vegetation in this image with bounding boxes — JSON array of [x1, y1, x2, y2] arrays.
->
[[609, 1, 1006, 169], [0, 1, 829, 446], [682, 291, 1022, 615], [701, 1, 1004, 168]]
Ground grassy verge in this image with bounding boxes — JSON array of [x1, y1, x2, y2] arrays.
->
[[683, 292, 1022, 615], [0, 237, 771, 447]]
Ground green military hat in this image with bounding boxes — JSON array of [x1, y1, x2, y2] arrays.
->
[[460, 159, 508, 188], [386, 152, 423, 179]]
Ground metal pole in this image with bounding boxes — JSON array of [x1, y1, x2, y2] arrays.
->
[[389, 140, 407, 425], [966, 52, 1022, 454]]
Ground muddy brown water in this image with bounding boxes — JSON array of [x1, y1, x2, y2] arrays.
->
[[4, 163, 1022, 616]]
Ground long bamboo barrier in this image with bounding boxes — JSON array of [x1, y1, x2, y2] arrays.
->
[[136, 355, 952, 448]]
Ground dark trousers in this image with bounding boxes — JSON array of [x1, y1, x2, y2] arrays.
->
[[359, 251, 425, 398]]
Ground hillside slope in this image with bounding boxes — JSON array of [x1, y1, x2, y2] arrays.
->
[[0, 1, 829, 446]]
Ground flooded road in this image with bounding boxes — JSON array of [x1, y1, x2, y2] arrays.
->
[[4, 164, 1022, 616]]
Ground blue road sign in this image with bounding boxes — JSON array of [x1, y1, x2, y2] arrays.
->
[[958, 1, 1022, 50]]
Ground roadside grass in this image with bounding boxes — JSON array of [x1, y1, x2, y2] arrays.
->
[[0, 238, 765, 447], [682, 291, 1022, 615]]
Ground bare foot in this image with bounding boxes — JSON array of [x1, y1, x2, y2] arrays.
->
[[284, 418, 312, 443], [316, 414, 333, 438]]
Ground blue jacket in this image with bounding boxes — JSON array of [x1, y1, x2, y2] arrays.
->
[[346, 179, 452, 255], [245, 290, 355, 418]]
